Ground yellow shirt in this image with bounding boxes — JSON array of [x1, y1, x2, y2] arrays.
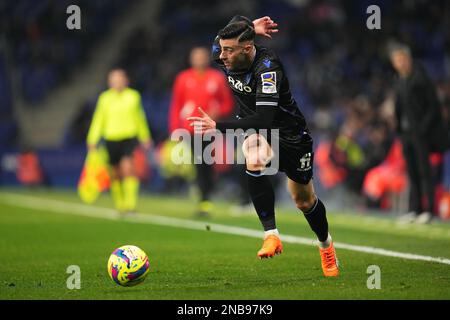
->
[[87, 88, 151, 145]]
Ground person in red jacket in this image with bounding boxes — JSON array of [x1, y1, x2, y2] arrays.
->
[[169, 46, 234, 216]]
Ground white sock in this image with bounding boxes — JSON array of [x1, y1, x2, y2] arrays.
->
[[318, 233, 332, 249], [264, 229, 279, 239]]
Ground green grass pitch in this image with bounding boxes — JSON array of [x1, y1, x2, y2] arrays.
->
[[0, 188, 449, 300]]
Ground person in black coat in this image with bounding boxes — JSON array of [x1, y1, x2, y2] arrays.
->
[[389, 42, 449, 224]]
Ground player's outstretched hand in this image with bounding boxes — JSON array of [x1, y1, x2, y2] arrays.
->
[[187, 107, 217, 134], [253, 16, 279, 39]]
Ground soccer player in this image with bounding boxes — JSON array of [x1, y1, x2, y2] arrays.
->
[[87, 68, 152, 214], [187, 16, 339, 276], [169, 47, 234, 217]]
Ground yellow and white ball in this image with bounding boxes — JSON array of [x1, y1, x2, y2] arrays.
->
[[107, 245, 150, 287]]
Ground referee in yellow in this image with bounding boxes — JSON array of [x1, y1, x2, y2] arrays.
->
[[87, 68, 152, 213]]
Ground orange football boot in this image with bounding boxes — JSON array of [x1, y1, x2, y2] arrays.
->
[[319, 241, 339, 277], [257, 234, 283, 259]]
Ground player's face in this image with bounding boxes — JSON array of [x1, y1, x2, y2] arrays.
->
[[390, 50, 411, 76], [219, 38, 253, 71], [190, 48, 210, 71], [108, 70, 129, 91]]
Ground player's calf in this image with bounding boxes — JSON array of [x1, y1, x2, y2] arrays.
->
[[290, 192, 317, 213]]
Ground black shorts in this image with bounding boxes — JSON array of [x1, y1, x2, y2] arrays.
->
[[104, 138, 138, 166], [277, 133, 314, 185], [244, 131, 314, 185]]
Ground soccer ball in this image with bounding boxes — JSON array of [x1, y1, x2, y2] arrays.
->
[[107, 245, 150, 287]]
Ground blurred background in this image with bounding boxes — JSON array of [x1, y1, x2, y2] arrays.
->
[[1, 0, 450, 217]]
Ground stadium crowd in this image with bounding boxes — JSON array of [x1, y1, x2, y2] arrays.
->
[[0, 0, 136, 148]]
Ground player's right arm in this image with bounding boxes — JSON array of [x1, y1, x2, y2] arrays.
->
[[86, 93, 106, 149]]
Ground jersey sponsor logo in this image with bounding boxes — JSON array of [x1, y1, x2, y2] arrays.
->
[[228, 76, 252, 93], [261, 72, 277, 94]]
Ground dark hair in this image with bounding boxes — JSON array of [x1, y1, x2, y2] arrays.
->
[[218, 22, 255, 42]]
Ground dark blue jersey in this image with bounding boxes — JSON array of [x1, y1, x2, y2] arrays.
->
[[212, 18, 309, 143]]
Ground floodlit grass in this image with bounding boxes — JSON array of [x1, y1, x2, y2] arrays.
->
[[0, 188, 449, 299]]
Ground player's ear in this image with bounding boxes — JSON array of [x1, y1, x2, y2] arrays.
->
[[243, 44, 252, 53]]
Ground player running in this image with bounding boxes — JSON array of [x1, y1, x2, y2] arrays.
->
[[187, 16, 339, 277]]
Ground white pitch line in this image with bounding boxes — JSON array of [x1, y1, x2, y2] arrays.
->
[[1, 192, 450, 266]]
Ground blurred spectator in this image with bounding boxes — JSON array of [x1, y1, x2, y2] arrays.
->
[[363, 139, 407, 210], [389, 42, 449, 224], [16, 148, 45, 187]]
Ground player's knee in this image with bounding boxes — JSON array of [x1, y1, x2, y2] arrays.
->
[[245, 151, 271, 171], [243, 136, 273, 170], [244, 134, 260, 148], [291, 194, 316, 212]]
